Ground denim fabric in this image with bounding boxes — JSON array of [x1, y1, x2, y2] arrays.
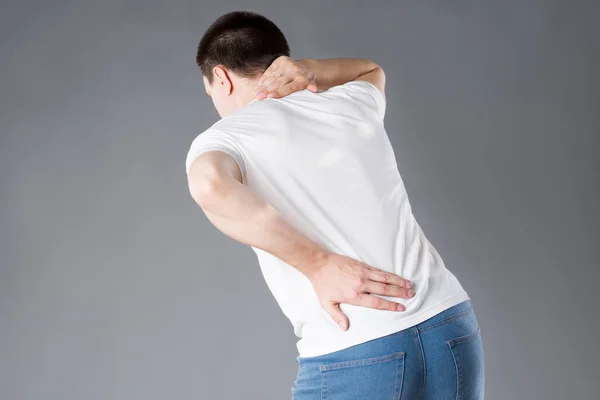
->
[[291, 300, 484, 400]]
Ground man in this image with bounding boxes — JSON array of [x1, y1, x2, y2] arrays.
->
[[186, 11, 484, 400]]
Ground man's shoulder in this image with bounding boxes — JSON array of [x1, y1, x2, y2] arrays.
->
[[195, 106, 266, 142], [325, 80, 386, 121]]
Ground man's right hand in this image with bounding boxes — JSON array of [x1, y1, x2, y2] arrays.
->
[[254, 56, 317, 100], [308, 252, 415, 331]]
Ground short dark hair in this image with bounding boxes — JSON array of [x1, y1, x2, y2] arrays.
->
[[196, 11, 290, 85]]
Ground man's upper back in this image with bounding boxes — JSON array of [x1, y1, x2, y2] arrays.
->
[[187, 80, 387, 184], [186, 80, 398, 254]]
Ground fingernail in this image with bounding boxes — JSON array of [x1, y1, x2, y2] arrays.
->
[[338, 321, 346, 330], [406, 281, 412, 288], [255, 90, 265, 100], [397, 304, 405, 311], [408, 289, 415, 297]]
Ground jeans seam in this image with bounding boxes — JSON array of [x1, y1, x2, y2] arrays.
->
[[415, 328, 426, 400], [447, 340, 460, 400], [417, 305, 474, 334]]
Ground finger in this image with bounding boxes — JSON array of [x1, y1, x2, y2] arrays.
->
[[256, 72, 268, 88], [255, 78, 277, 100], [267, 76, 313, 98], [355, 292, 406, 312], [267, 79, 306, 98], [322, 301, 350, 330], [256, 74, 283, 98], [269, 58, 283, 73], [256, 69, 282, 96], [256, 74, 265, 87], [257, 62, 281, 86], [255, 90, 267, 100], [366, 268, 413, 289], [363, 280, 415, 299], [263, 74, 290, 94]]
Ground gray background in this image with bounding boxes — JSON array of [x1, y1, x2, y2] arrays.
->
[[1, 1, 598, 399]]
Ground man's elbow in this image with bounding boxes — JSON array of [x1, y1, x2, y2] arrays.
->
[[188, 166, 224, 208], [188, 180, 214, 206]]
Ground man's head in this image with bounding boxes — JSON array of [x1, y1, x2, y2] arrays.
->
[[196, 11, 290, 118]]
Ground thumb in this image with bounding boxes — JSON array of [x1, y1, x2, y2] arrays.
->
[[323, 301, 349, 331]]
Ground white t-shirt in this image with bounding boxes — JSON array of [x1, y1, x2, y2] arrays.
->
[[185, 80, 470, 358]]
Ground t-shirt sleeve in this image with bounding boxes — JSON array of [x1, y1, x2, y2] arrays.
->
[[340, 80, 387, 122], [185, 129, 247, 185]]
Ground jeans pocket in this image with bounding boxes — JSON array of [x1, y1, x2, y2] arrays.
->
[[319, 351, 405, 400], [447, 327, 485, 400]]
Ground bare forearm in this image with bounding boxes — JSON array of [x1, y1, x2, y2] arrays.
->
[[298, 57, 379, 90], [194, 174, 329, 279]]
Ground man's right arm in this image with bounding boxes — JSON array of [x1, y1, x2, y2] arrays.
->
[[298, 57, 386, 101], [255, 56, 386, 104]]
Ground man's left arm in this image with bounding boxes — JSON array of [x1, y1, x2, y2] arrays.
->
[[187, 150, 329, 280]]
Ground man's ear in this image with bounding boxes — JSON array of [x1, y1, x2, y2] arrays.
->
[[213, 66, 233, 95]]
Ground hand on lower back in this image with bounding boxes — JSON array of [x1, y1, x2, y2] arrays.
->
[[308, 253, 415, 331]]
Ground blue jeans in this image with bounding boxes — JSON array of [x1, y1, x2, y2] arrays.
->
[[291, 300, 484, 400]]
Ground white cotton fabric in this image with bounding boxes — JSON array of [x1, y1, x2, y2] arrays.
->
[[185, 80, 470, 358]]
